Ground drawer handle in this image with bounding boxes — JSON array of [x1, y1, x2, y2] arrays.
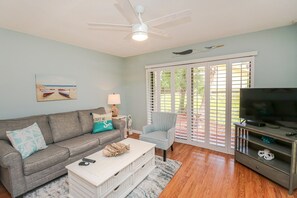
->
[[142, 164, 145, 168], [114, 185, 120, 191], [143, 153, 146, 156], [114, 172, 119, 176]]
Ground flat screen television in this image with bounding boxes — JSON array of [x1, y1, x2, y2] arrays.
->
[[240, 88, 297, 128]]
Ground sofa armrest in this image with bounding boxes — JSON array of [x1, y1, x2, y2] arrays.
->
[[0, 140, 22, 168], [112, 119, 125, 139], [167, 127, 176, 145], [0, 140, 26, 197], [143, 124, 155, 134]]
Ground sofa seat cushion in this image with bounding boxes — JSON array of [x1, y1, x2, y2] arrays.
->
[[56, 135, 99, 157], [49, 111, 83, 143], [23, 144, 69, 176], [85, 129, 121, 145], [140, 131, 169, 150], [78, 107, 106, 134]]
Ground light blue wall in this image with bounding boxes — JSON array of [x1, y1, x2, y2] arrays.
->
[[1, 24, 296, 126], [0, 28, 126, 119], [124, 24, 297, 130]]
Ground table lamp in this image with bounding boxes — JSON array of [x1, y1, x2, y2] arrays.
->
[[108, 93, 121, 117]]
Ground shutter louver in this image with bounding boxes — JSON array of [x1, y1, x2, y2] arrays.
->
[[209, 63, 227, 147], [175, 68, 187, 140], [147, 71, 157, 124], [230, 60, 252, 148], [160, 71, 171, 112], [191, 67, 206, 143]]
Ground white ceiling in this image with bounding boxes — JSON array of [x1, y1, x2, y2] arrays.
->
[[0, 0, 296, 57]]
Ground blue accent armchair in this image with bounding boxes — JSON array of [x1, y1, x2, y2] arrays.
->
[[140, 112, 177, 161]]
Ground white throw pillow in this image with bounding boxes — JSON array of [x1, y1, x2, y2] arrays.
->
[[6, 122, 48, 159]]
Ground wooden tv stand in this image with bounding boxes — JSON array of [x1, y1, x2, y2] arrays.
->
[[234, 123, 297, 194]]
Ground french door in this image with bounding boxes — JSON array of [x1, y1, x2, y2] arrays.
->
[[146, 57, 254, 154]]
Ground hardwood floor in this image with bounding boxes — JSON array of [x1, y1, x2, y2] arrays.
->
[[0, 134, 296, 198]]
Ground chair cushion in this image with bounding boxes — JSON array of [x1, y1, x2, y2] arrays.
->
[[23, 144, 69, 176], [0, 115, 53, 144], [78, 107, 106, 134], [85, 129, 121, 145], [6, 123, 47, 159], [140, 131, 169, 150], [49, 111, 82, 142], [56, 135, 99, 156]]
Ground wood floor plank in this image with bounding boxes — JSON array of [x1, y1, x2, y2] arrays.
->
[[0, 133, 296, 197], [139, 132, 296, 198]]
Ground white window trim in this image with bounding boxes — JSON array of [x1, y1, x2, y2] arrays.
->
[[145, 51, 257, 69]]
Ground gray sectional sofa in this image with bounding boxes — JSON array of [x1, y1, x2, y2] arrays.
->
[[0, 107, 125, 197]]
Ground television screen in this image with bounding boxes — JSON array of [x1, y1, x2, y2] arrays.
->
[[240, 88, 297, 127]]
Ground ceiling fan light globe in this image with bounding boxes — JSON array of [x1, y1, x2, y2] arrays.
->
[[132, 23, 148, 41], [132, 32, 148, 41]]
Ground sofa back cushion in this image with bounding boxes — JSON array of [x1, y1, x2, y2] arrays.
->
[[78, 107, 106, 134], [48, 111, 82, 143], [0, 115, 53, 144]]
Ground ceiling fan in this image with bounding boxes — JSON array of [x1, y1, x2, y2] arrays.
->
[[88, 0, 191, 41]]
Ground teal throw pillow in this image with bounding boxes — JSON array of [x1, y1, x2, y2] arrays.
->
[[6, 122, 48, 159], [92, 113, 114, 133]]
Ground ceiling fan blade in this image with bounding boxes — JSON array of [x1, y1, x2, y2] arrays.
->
[[115, 0, 141, 24], [145, 9, 191, 27], [124, 32, 132, 40], [88, 22, 131, 28], [149, 27, 168, 38]]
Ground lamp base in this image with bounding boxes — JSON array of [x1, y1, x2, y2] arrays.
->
[[111, 105, 119, 117]]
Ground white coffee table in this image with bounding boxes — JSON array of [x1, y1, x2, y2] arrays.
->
[[66, 138, 156, 198]]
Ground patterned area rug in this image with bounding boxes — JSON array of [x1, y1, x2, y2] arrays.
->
[[24, 156, 181, 198]]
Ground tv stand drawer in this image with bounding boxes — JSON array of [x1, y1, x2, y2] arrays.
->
[[236, 151, 289, 188]]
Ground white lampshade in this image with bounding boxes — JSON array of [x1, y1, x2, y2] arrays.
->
[[108, 94, 121, 105]]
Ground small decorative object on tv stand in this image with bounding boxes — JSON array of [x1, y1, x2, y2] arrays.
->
[[234, 123, 297, 194], [258, 149, 275, 160]]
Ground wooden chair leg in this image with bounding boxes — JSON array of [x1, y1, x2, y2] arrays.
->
[[163, 150, 167, 162], [171, 145, 173, 151]]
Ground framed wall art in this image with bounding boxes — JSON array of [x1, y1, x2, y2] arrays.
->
[[35, 74, 77, 102]]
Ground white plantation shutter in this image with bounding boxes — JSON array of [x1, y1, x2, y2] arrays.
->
[[160, 70, 172, 112], [230, 58, 253, 149], [209, 62, 227, 147], [146, 70, 157, 124], [174, 68, 188, 140], [191, 66, 206, 143], [146, 53, 255, 154]]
